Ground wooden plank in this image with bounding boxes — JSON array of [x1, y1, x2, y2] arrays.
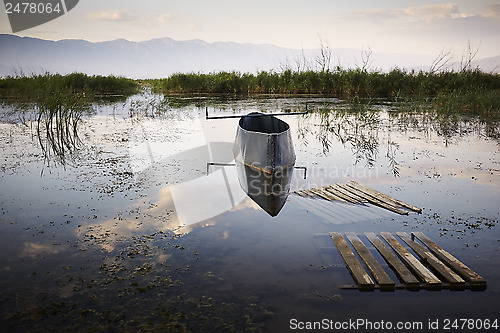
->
[[364, 232, 419, 285], [309, 188, 340, 202], [303, 189, 321, 198], [315, 188, 348, 202], [324, 185, 363, 204], [339, 282, 487, 291], [307, 189, 333, 201], [330, 232, 374, 289], [412, 232, 486, 285], [335, 183, 369, 203], [297, 190, 316, 198], [332, 184, 368, 204], [348, 181, 422, 213], [346, 182, 410, 214], [298, 190, 316, 197], [380, 232, 441, 285], [345, 233, 395, 289], [343, 184, 409, 215], [396, 232, 465, 284]]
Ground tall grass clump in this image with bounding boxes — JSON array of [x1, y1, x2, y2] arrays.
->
[[0, 72, 139, 100], [145, 68, 500, 119], [0, 73, 139, 164], [149, 68, 499, 98], [36, 90, 88, 164]]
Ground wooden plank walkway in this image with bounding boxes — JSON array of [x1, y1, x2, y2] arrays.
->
[[326, 232, 486, 291], [293, 181, 421, 215], [364, 232, 419, 286], [330, 232, 374, 289], [345, 232, 395, 290], [412, 232, 486, 285]]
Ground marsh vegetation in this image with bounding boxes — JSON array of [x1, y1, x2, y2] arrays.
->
[[0, 73, 139, 100], [0, 52, 499, 331], [1, 92, 499, 331], [0, 73, 140, 164]]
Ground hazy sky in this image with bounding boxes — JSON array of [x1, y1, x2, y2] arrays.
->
[[1, 0, 500, 58]]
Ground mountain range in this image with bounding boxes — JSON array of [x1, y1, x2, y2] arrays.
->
[[0, 34, 498, 79]]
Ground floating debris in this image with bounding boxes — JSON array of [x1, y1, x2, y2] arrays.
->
[[317, 232, 486, 291], [294, 181, 421, 215]]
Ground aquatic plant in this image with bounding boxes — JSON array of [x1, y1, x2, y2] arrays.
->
[[35, 90, 90, 166], [146, 69, 500, 113], [0, 73, 140, 165], [0, 73, 139, 100]]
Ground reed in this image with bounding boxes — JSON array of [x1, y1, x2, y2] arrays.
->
[[35, 89, 90, 165], [145, 69, 500, 114], [0, 73, 139, 100]]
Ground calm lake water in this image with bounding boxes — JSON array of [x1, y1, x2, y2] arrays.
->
[[1, 93, 499, 332]]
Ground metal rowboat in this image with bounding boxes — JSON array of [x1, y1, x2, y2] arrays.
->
[[232, 112, 296, 216], [206, 106, 308, 216]]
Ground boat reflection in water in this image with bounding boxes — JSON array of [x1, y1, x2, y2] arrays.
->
[[233, 112, 296, 216]]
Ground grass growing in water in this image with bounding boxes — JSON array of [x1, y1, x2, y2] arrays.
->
[[35, 91, 88, 165], [0, 72, 140, 100], [145, 69, 499, 96], [144, 68, 500, 115], [0, 73, 136, 165], [0, 73, 140, 165]]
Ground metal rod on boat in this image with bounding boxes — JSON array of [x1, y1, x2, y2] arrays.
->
[[294, 166, 307, 179], [206, 162, 236, 174], [205, 107, 308, 120]]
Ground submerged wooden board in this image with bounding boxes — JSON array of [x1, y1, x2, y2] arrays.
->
[[345, 232, 395, 289], [349, 181, 422, 213], [364, 232, 420, 285], [327, 232, 485, 291], [308, 189, 336, 201], [396, 232, 465, 284], [335, 183, 369, 203], [412, 232, 486, 285], [313, 188, 348, 202], [293, 181, 422, 216], [338, 282, 487, 291], [379, 232, 441, 285], [343, 185, 409, 215], [329, 232, 374, 289], [324, 186, 362, 204]]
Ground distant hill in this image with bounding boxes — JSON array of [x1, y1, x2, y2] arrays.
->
[[472, 55, 500, 73], [0, 34, 498, 78]]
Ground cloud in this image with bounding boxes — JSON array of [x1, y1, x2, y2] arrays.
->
[[20, 242, 62, 258], [86, 10, 137, 22], [343, 8, 399, 21], [345, 3, 475, 22], [157, 13, 174, 24], [485, 3, 500, 18], [402, 3, 460, 21]]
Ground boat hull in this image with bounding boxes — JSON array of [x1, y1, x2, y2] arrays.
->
[[233, 113, 295, 216], [232, 112, 296, 173], [235, 160, 293, 216]]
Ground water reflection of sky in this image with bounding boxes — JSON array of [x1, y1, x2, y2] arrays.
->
[[0, 95, 499, 330]]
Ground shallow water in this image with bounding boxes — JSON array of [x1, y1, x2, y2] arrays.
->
[[0, 94, 499, 331]]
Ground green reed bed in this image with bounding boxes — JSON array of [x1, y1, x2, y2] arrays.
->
[[0, 73, 139, 164], [146, 69, 498, 96], [145, 69, 500, 114], [0, 73, 139, 100]]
